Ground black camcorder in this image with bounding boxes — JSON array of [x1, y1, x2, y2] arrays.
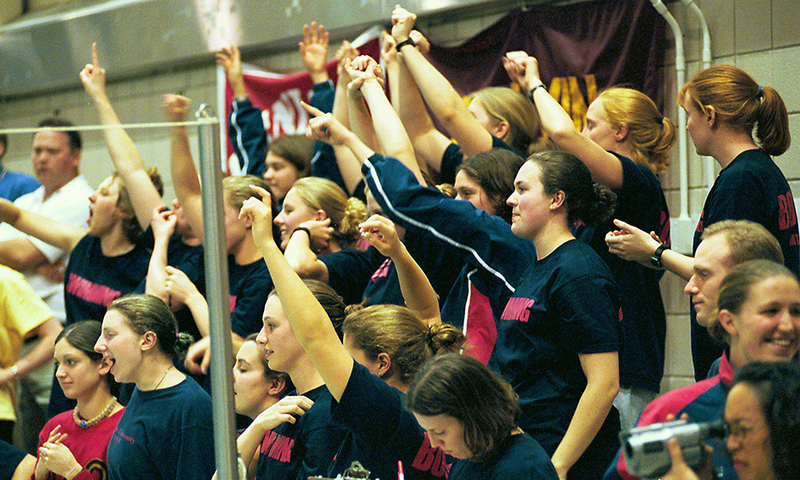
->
[[620, 418, 725, 478]]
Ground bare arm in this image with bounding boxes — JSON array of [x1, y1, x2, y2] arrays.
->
[[396, 31, 452, 174], [0, 239, 48, 272], [360, 215, 440, 325], [551, 351, 619, 480], [236, 396, 314, 471], [4, 318, 62, 383], [284, 219, 332, 282], [0, 199, 84, 253], [241, 186, 354, 401], [302, 103, 375, 165], [163, 95, 205, 239], [144, 206, 175, 304], [391, 6, 493, 157], [330, 43, 365, 195], [504, 52, 624, 188], [81, 43, 164, 229]]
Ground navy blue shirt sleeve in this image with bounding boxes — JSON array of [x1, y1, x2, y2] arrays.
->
[[229, 98, 268, 177]]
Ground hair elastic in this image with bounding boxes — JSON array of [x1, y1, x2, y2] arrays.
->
[[756, 85, 763, 99]]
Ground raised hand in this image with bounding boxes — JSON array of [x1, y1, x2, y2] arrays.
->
[[79, 42, 107, 99], [359, 214, 403, 258], [335, 40, 360, 80], [301, 102, 352, 146], [215, 45, 246, 98], [380, 31, 398, 66], [391, 5, 417, 42], [300, 22, 330, 84], [162, 94, 191, 122], [604, 218, 662, 264], [502, 51, 543, 92], [409, 30, 430, 55], [239, 185, 275, 246]]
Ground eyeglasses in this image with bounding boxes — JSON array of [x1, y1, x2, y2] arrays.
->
[[724, 421, 763, 442]]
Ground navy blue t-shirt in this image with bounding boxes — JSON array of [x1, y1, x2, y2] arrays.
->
[[228, 257, 272, 338], [330, 361, 451, 480], [439, 136, 519, 185], [691, 148, 800, 379], [107, 378, 215, 480], [491, 240, 619, 467], [256, 384, 347, 480], [50, 235, 151, 417], [448, 433, 557, 480], [0, 439, 27, 479], [320, 246, 388, 307], [575, 154, 669, 393]]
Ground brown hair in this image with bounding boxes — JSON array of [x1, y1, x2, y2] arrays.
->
[[342, 305, 465, 385], [268, 279, 346, 339], [107, 294, 193, 360], [406, 353, 520, 464], [597, 88, 676, 173], [702, 220, 784, 266], [710, 260, 798, 343], [267, 134, 314, 177], [114, 167, 164, 245], [457, 149, 525, 223], [528, 150, 616, 226], [679, 65, 790, 156]]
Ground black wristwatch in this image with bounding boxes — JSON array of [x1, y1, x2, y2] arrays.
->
[[395, 37, 416, 52], [650, 244, 668, 268]]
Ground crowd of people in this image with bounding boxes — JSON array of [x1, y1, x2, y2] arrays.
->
[[0, 5, 798, 480]]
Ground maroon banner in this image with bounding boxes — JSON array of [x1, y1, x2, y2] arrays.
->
[[425, 0, 666, 127], [221, 28, 381, 169]]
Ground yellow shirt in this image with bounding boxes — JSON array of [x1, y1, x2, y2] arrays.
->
[[0, 265, 54, 421]]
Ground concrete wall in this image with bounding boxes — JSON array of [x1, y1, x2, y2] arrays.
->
[[1, 0, 798, 393]]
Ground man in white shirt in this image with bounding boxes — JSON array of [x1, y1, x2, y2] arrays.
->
[[0, 118, 94, 452]]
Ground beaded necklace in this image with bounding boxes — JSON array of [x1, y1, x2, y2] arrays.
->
[[73, 397, 117, 429]]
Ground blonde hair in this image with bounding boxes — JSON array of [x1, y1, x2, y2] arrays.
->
[[470, 87, 550, 156], [291, 177, 368, 249], [679, 65, 790, 156], [597, 88, 676, 173], [223, 174, 269, 210]]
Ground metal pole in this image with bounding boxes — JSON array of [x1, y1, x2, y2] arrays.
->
[[196, 104, 239, 480]]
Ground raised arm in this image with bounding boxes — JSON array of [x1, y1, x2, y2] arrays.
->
[[284, 218, 333, 282], [80, 43, 164, 229], [391, 6, 493, 157], [395, 30, 453, 174], [163, 95, 205, 239], [217, 45, 267, 177], [359, 215, 440, 325], [347, 56, 425, 185], [144, 206, 174, 304], [303, 102, 375, 164], [240, 185, 354, 401], [503, 52, 624, 188], [331, 42, 368, 195], [0, 199, 84, 252]]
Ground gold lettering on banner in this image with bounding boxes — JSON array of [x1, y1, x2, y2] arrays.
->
[[509, 74, 598, 131]]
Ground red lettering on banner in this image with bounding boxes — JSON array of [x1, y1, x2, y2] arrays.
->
[[500, 297, 535, 322], [229, 294, 237, 313], [778, 191, 798, 230], [66, 273, 122, 306], [411, 433, 450, 478]]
